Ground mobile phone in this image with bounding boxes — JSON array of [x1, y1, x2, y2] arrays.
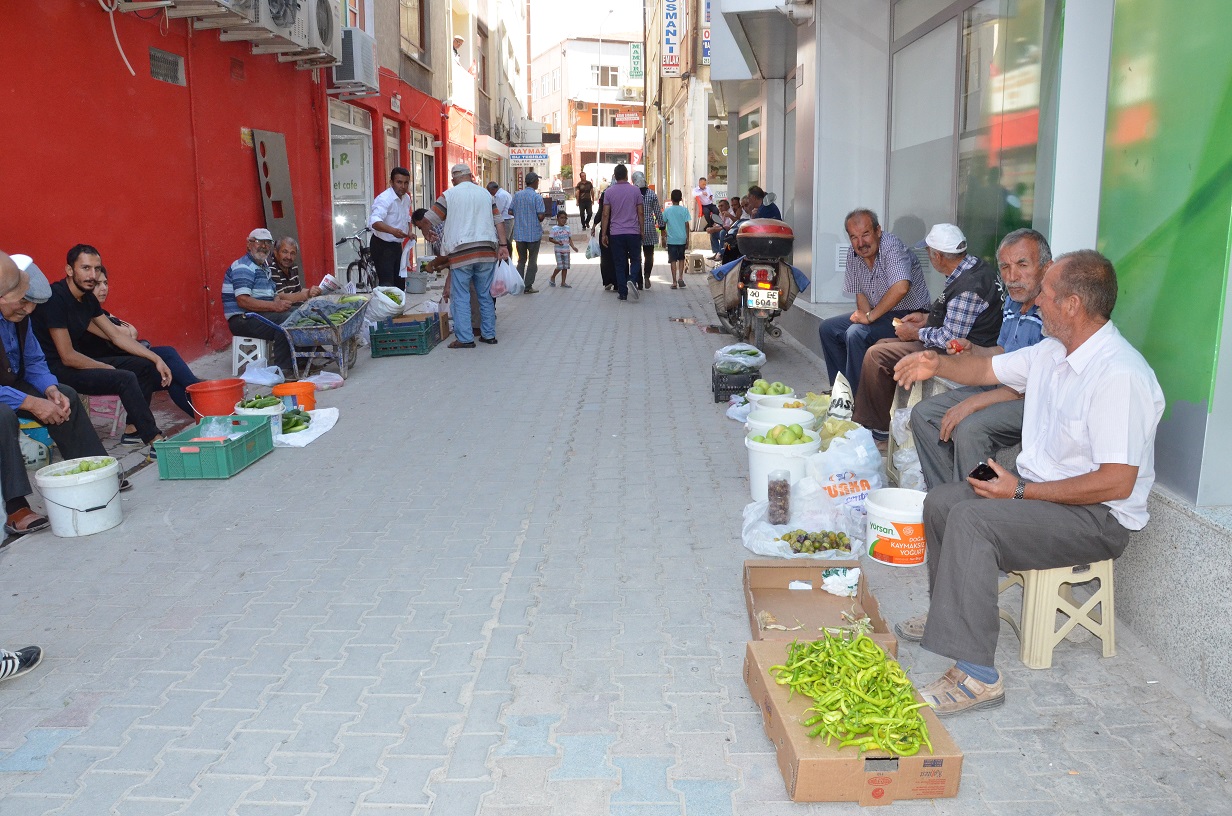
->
[[968, 462, 997, 481]]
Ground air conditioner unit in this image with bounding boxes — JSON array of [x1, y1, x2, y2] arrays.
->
[[330, 27, 379, 97], [619, 86, 642, 101], [273, 0, 342, 63], [576, 102, 590, 111], [170, 0, 256, 26], [220, 0, 310, 49]]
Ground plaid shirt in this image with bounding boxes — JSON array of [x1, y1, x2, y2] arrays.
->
[[640, 189, 665, 244], [510, 187, 545, 243], [843, 232, 931, 312], [918, 255, 991, 348]]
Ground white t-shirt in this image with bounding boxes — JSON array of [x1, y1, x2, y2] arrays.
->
[[991, 321, 1165, 530], [369, 187, 411, 243], [492, 187, 513, 223], [692, 186, 714, 207]]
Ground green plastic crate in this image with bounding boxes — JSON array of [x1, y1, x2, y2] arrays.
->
[[370, 314, 440, 357], [154, 416, 274, 480]]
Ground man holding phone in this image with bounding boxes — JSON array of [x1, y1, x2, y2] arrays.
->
[[908, 229, 1052, 489], [890, 250, 1164, 717]]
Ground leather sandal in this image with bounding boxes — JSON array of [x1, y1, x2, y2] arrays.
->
[[5, 507, 50, 537], [894, 613, 927, 642], [478, 337, 498, 345], [920, 666, 1005, 717], [448, 340, 476, 349]]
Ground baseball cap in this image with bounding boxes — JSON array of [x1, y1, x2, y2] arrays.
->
[[451, 163, 472, 177], [10, 254, 52, 303], [248, 228, 274, 242], [631, 171, 646, 186], [916, 223, 967, 254], [525, 172, 539, 184]]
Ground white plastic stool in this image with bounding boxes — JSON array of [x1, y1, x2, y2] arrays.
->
[[998, 560, 1116, 669], [86, 395, 126, 438], [231, 336, 270, 376]]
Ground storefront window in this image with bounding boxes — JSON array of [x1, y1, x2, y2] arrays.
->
[[409, 130, 435, 209], [737, 108, 761, 191], [384, 120, 402, 177]]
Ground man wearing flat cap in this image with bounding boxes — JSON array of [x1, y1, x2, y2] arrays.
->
[[851, 223, 1003, 436], [222, 228, 295, 375], [0, 251, 122, 537], [425, 163, 510, 347]]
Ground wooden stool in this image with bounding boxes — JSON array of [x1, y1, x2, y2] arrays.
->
[[231, 336, 270, 376], [998, 560, 1116, 669]]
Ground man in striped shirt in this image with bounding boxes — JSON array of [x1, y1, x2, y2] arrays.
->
[[819, 209, 932, 391], [222, 229, 294, 374], [268, 237, 323, 303], [852, 223, 1003, 436], [909, 229, 1050, 488]]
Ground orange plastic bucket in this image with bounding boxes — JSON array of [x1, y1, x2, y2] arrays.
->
[[185, 378, 245, 420], [273, 381, 316, 411]]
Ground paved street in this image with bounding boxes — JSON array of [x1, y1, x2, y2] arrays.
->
[[3, 251, 1232, 815]]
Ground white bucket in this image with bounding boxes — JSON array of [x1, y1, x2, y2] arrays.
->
[[745, 387, 795, 408], [744, 429, 822, 501], [33, 456, 124, 538], [234, 401, 285, 432], [747, 407, 819, 435], [753, 394, 808, 411], [866, 488, 928, 567]]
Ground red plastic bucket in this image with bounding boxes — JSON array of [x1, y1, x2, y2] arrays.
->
[[186, 378, 245, 420]]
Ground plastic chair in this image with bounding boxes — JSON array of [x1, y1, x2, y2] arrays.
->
[[998, 560, 1116, 669], [231, 336, 270, 376], [86, 396, 126, 438]]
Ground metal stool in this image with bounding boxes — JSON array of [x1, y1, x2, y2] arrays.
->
[[86, 395, 126, 438], [998, 560, 1116, 669], [231, 336, 270, 375]]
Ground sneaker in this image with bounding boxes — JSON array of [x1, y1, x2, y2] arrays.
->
[[894, 613, 927, 642], [524, 287, 538, 294], [618, 296, 628, 302], [0, 646, 42, 682], [120, 432, 142, 447], [146, 447, 158, 461]]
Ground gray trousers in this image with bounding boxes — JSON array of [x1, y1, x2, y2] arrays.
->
[[515, 240, 541, 289], [910, 386, 1025, 488], [922, 482, 1129, 666]]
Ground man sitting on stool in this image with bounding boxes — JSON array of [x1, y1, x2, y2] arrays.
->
[[222, 229, 294, 377], [891, 250, 1164, 717]]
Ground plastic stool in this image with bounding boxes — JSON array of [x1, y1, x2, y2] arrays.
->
[[86, 395, 126, 438], [998, 560, 1116, 669], [231, 336, 270, 375]]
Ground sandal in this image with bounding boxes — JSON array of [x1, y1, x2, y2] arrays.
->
[[670, 283, 679, 289], [448, 340, 476, 349], [894, 613, 927, 642], [478, 337, 498, 345], [5, 507, 50, 537], [920, 666, 1005, 717]]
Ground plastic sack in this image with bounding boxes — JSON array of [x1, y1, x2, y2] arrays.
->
[[714, 343, 767, 374], [240, 361, 284, 386], [827, 372, 855, 421], [819, 417, 861, 451], [726, 398, 754, 423], [367, 287, 405, 322], [586, 235, 601, 259], [399, 241, 413, 279], [491, 259, 524, 298], [273, 407, 339, 448], [805, 427, 885, 516], [741, 477, 863, 559], [803, 391, 832, 419], [303, 371, 344, 391], [891, 407, 915, 447]]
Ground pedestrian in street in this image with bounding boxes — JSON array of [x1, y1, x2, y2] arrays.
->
[[510, 173, 546, 294], [600, 164, 644, 302], [426, 163, 510, 348], [575, 172, 595, 231], [368, 167, 413, 288], [547, 211, 577, 288], [595, 188, 616, 291], [635, 171, 664, 289], [486, 181, 514, 236], [662, 190, 691, 289]]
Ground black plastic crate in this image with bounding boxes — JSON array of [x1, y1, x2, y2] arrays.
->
[[713, 364, 761, 403]]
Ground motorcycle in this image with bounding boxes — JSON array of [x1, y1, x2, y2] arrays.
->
[[709, 219, 802, 348]]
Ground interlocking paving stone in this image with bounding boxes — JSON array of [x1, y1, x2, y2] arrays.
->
[[493, 713, 558, 757], [610, 756, 675, 804], [549, 734, 618, 781]]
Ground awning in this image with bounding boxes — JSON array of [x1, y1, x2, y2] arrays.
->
[[475, 135, 510, 160]]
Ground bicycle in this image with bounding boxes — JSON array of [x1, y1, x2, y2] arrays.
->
[[335, 227, 377, 292]]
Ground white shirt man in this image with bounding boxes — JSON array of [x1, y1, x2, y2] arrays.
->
[[367, 167, 412, 288]]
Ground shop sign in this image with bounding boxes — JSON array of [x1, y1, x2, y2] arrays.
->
[[662, 0, 680, 77], [510, 146, 549, 167], [629, 43, 644, 79], [615, 112, 641, 125], [331, 143, 365, 194], [702, 29, 710, 65]]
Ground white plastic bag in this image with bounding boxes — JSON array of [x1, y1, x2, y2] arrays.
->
[[726, 397, 754, 423], [805, 427, 885, 516], [891, 407, 915, 447], [586, 235, 601, 259], [491, 259, 524, 297], [272, 407, 339, 448], [240, 360, 284, 386], [367, 287, 405, 322], [399, 241, 413, 278], [827, 372, 855, 421], [303, 371, 344, 390], [741, 477, 862, 559], [713, 342, 767, 374]]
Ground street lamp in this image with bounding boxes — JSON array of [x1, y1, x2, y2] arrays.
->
[[596, 8, 615, 174]]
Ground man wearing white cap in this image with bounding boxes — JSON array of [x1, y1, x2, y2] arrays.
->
[[852, 223, 1003, 436], [222, 228, 295, 374], [426, 163, 510, 347], [0, 251, 125, 537]]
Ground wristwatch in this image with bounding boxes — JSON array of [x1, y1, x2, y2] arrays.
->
[[1014, 479, 1026, 500]]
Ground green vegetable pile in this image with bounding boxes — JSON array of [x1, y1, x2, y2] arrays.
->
[[776, 529, 853, 554], [57, 458, 115, 475], [338, 295, 368, 304], [281, 408, 311, 434], [290, 307, 358, 328], [768, 633, 933, 756], [240, 395, 282, 410]]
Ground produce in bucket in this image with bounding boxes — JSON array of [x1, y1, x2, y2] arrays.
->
[[750, 424, 811, 445], [239, 395, 281, 409], [749, 379, 792, 396], [768, 633, 933, 756], [281, 409, 312, 434], [776, 528, 852, 554], [53, 457, 115, 476]]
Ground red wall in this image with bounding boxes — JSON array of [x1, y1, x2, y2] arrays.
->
[[0, 3, 332, 356]]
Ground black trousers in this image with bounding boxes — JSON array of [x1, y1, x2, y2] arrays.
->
[[579, 201, 594, 230], [642, 244, 655, 285], [228, 313, 293, 372], [50, 358, 162, 442], [369, 236, 404, 288], [1, 382, 105, 504]]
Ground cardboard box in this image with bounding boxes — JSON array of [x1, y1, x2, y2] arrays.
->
[[743, 559, 898, 658], [744, 640, 963, 805]]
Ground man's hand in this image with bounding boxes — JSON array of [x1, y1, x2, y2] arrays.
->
[[849, 310, 870, 325], [940, 395, 983, 441], [22, 394, 71, 425], [600, 234, 609, 248], [497, 246, 510, 262], [946, 338, 972, 355], [894, 321, 920, 341], [155, 359, 172, 387], [899, 312, 926, 328], [967, 458, 1017, 499], [307, 286, 323, 298], [274, 299, 294, 312], [893, 350, 940, 390]]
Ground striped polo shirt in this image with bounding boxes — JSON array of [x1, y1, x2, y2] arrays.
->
[[222, 254, 278, 318]]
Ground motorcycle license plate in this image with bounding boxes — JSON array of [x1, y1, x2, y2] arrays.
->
[[746, 288, 779, 309]]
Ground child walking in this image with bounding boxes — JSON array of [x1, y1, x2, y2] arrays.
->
[[662, 189, 691, 288], [548, 211, 578, 288]]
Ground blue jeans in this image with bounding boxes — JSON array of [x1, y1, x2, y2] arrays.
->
[[819, 310, 914, 391], [150, 346, 201, 419], [608, 233, 642, 298], [451, 261, 497, 342]]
